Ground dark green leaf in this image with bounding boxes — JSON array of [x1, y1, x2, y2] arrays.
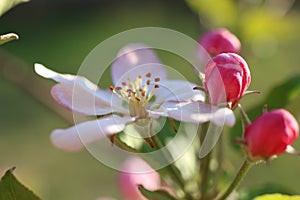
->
[[0, 0, 29, 16], [264, 75, 300, 108], [0, 167, 41, 200], [138, 185, 177, 200]]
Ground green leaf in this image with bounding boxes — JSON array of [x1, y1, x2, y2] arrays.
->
[[0, 167, 41, 200], [230, 75, 300, 150], [138, 185, 177, 200], [0, 0, 29, 16], [264, 75, 300, 108], [0, 33, 19, 45], [239, 183, 293, 200], [254, 194, 300, 200]]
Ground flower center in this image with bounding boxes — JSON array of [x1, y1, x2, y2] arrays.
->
[[110, 72, 160, 118]]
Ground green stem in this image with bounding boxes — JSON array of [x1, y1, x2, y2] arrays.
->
[[151, 135, 193, 200], [200, 152, 211, 199], [199, 122, 211, 200], [212, 134, 224, 195], [0, 52, 75, 124], [215, 158, 253, 200]]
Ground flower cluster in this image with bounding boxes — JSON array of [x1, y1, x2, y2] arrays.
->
[[35, 28, 299, 200]]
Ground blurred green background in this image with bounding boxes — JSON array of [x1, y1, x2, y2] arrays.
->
[[1, 0, 300, 199]]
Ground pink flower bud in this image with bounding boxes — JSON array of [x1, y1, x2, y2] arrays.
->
[[204, 53, 251, 108], [244, 109, 299, 160], [199, 28, 241, 56], [117, 157, 161, 200]]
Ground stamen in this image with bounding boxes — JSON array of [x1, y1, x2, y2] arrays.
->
[[129, 81, 134, 89], [135, 76, 142, 89], [110, 73, 161, 118], [109, 135, 115, 145], [146, 73, 152, 78], [135, 97, 141, 102]]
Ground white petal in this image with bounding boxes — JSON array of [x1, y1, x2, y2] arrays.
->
[[210, 108, 235, 127], [152, 80, 205, 106], [161, 101, 235, 127], [35, 63, 124, 115], [35, 63, 79, 83], [163, 101, 214, 123], [51, 115, 133, 151], [111, 44, 167, 85]]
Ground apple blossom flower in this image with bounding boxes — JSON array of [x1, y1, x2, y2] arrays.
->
[[204, 53, 251, 108], [118, 157, 161, 200], [34, 44, 235, 151], [244, 109, 299, 160], [199, 28, 241, 56]]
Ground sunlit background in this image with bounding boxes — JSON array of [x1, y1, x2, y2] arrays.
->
[[1, 0, 300, 199]]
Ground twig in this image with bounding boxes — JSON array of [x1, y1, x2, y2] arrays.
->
[[0, 51, 78, 124]]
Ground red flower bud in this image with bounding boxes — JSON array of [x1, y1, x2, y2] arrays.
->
[[204, 53, 251, 108], [199, 28, 241, 56], [244, 109, 299, 160]]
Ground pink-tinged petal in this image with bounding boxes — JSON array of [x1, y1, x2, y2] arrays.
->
[[118, 157, 161, 200], [96, 198, 116, 200], [152, 80, 205, 105], [35, 63, 124, 115], [111, 44, 166, 85], [158, 101, 235, 127], [51, 84, 117, 115], [51, 115, 133, 151]]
